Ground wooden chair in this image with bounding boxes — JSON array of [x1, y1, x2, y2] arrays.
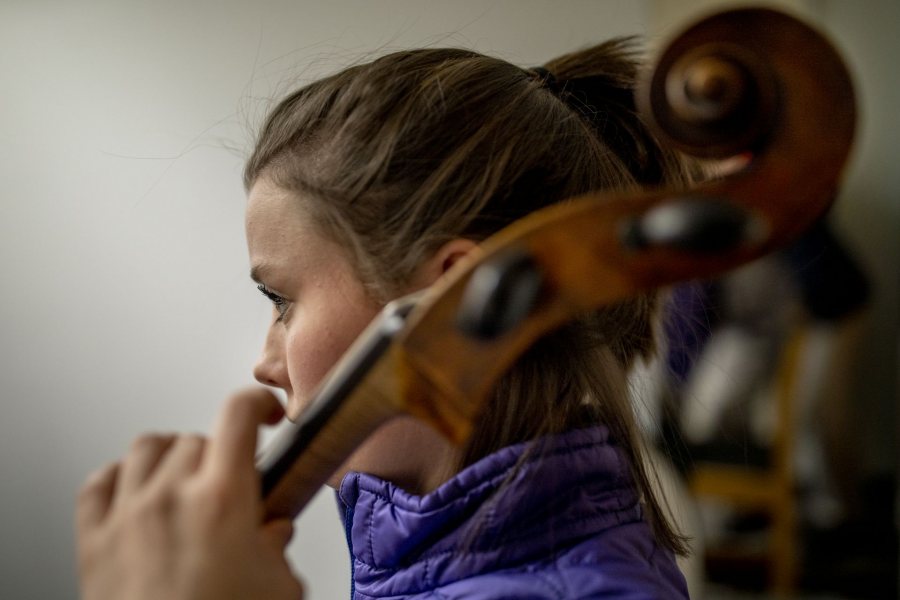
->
[[688, 328, 805, 595]]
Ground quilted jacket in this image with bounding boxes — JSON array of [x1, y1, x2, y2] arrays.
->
[[337, 426, 689, 599]]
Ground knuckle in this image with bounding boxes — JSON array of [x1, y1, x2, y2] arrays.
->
[[77, 470, 103, 498], [182, 433, 207, 448], [188, 477, 235, 522], [130, 433, 167, 453], [77, 463, 115, 501], [172, 433, 206, 456], [129, 489, 175, 522], [203, 478, 234, 509]]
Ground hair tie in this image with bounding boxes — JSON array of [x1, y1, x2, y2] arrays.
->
[[529, 66, 560, 93]]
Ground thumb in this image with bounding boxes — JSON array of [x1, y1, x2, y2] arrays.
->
[[262, 518, 295, 551]]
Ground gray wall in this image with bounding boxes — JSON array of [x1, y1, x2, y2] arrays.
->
[[1, 1, 895, 598], [816, 0, 900, 476]]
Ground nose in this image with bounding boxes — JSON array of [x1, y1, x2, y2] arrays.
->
[[254, 324, 288, 390]]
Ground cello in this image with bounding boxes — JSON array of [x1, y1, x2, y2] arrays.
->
[[256, 7, 857, 526]]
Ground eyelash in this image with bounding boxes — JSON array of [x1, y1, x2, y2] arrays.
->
[[257, 284, 290, 322]]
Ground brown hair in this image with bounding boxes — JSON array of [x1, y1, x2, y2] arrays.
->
[[246, 38, 693, 555]]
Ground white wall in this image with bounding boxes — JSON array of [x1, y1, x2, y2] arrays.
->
[[0, 2, 648, 598]]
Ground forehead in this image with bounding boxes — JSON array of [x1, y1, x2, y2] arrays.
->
[[245, 177, 322, 274], [246, 177, 309, 232]]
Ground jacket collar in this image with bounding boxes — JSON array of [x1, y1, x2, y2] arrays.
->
[[337, 426, 642, 596]]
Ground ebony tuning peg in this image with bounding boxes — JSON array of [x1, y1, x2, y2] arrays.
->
[[456, 247, 544, 341], [621, 196, 762, 253]]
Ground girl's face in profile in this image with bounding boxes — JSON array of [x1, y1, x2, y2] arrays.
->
[[246, 176, 381, 419], [245, 176, 459, 492]]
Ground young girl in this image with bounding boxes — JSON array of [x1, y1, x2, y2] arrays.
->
[[76, 39, 694, 599]]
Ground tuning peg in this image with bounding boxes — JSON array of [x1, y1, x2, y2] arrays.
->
[[621, 196, 762, 253], [456, 247, 544, 340]]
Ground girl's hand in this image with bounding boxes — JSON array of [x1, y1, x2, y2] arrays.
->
[[76, 388, 304, 600]]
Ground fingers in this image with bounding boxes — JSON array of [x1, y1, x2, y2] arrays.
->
[[151, 434, 206, 485], [79, 388, 282, 530], [206, 388, 284, 477], [77, 434, 178, 530], [76, 462, 120, 530], [117, 434, 176, 496]]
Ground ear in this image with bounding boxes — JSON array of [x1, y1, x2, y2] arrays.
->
[[408, 238, 478, 289]]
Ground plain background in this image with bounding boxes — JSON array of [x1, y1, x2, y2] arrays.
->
[[1, 1, 896, 598]]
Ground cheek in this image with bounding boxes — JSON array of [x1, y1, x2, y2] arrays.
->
[[282, 304, 381, 409], [283, 324, 348, 402]]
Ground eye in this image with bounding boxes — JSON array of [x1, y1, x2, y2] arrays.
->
[[257, 284, 291, 323]]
